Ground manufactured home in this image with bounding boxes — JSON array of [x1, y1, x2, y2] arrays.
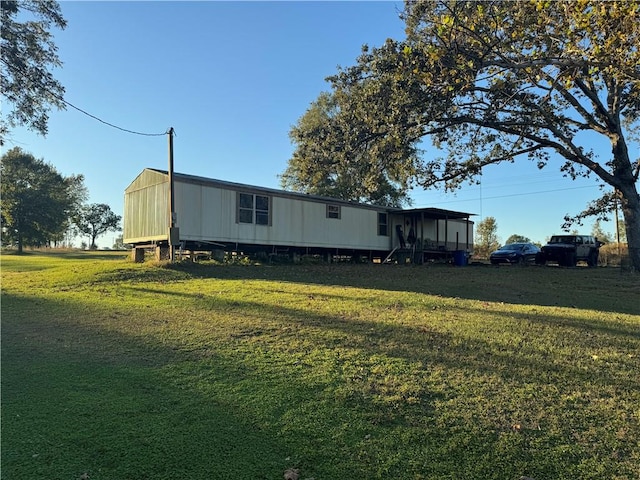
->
[[123, 168, 474, 263]]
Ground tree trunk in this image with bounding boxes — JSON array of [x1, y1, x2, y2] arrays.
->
[[620, 186, 640, 272], [611, 131, 640, 272], [16, 216, 23, 254]]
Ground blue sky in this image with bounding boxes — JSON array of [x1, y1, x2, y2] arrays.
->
[[7, 1, 624, 248]]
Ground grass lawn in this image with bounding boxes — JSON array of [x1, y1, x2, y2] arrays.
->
[[2, 251, 639, 480]]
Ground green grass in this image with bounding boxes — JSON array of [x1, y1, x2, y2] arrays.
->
[[2, 251, 639, 480]]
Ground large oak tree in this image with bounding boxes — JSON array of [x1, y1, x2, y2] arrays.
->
[[286, 0, 640, 269]]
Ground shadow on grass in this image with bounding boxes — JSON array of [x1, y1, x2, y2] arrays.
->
[[1, 294, 292, 480], [153, 261, 640, 316], [104, 272, 639, 399], [123, 284, 640, 391], [4, 276, 640, 478], [10, 251, 638, 315], [124, 285, 640, 479], [2, 256, 640, 480]]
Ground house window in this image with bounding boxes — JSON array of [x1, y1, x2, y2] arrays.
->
[[238, 193, 254, 223], [237, 192, 271, 225], [255, 195, 270, 225], [326, 204, 341, 219], [378, 212, 388, 236]]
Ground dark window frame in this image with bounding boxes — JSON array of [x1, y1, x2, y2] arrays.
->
[[378, 212, 388, 236], [255, 194, 270, 225], [326, 204, 341, 219], [237, 192, 272, 226], [238, 193, 254, 224]]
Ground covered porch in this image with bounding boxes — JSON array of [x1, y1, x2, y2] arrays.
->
[[386, 207, 475, 264]]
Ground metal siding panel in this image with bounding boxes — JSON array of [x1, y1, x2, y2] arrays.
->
[[175, 182, 202, 238], [218, 188, 238, 239], [172, 191, 389, 250], [200, 187, 236, 241], [266, 198, 389, 249], [199, 186, 226, 238], [125, 169, 167, 193], [174, 184, 238, 243], [420, 222, 437, 242], [123, 176, 168, 243]]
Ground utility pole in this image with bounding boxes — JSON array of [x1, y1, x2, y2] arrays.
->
[[167, 127, 178, 262]]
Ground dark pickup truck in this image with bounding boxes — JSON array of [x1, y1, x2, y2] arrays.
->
[[536, 235, 603, 267]]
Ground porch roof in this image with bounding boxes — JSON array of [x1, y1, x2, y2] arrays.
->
[[392, 207, 476, 220]]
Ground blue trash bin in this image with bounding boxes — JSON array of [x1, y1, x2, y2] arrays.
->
[[453, 250, 468, 266]]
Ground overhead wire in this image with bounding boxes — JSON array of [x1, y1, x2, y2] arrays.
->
[[414, 177, 595, 196], [423, 184, 600, 206], [59, 96, 169, 137], [7, 61, 168, 137]]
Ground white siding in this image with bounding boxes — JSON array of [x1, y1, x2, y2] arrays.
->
[[173, 179, 390, 250], [440, 219, 473, 249], [124, 169, 473, 253]]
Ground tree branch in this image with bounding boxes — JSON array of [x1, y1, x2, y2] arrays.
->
[[435, 114, 618, 184]]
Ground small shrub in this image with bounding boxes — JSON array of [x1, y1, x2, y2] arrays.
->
[[300, 254, 325, 265], [225, 252, 253, 265], [598, 243, 628, 266]]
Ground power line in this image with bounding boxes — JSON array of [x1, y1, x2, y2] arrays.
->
[[412, 177, 596, 200], [9, 62, 168, 137], [60, 96, 168, 137], [474, 173, 568, 190], [423, 184, 600, 206]]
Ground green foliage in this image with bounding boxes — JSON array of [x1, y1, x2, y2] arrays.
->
[[0, 147, 86, 252], [112, 234, 131, 250], [563, 191, 621, 230], [74, 203, 121, 249], [591, 219, 614, 243], [0, 0, 67, 144], [567, 192, 629, 244], [282, 92, 411, 207], [2, 253, 639, 479], [474, 216, 500, 257], [505, 234, 531, 244], [295, 0, 640, 269]]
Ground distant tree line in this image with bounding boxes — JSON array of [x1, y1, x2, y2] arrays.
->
[[1, 147, 121, 252]]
